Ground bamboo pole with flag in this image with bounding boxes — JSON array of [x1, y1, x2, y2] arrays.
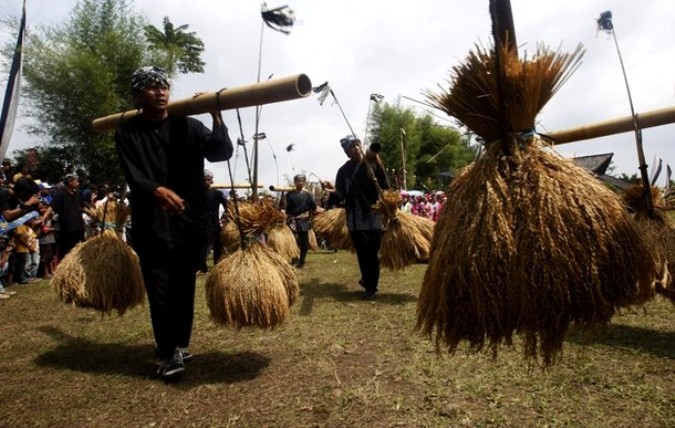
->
[[597, 10, 655, 217], [251, 3, 295, 200], [0, 0, 26, 161]]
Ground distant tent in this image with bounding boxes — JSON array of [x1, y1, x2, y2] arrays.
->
[[438, 171, 454, 187]]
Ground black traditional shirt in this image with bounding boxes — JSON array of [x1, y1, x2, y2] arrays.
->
[[115, 115, 233, 254], [334, 159, 389, 231]]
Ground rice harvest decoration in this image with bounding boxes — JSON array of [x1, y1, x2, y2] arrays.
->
[[53, 196, 144, 315], [308, 229, 320, 251], [266, 224, 300, 261], [418, 42, 661, 365], [205, 198, 300, 328], [313, 208, 353, 251], [376, 190, 435, 270], [622, 184, 675, 302], [52, 234, 144, 315]]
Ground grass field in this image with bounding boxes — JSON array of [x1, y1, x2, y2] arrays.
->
[[0, 249, 673, 427]]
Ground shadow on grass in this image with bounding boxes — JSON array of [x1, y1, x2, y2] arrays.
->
[[298, 278, 417, 316], [566, 323, 675, 360], [34, 326, 270, 385]]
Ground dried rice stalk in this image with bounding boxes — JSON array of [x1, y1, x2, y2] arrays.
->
[[52, 235, 144, 315], [377, 190, 434, 270], [220, 221, 242, 254], [205, 243, 297, 329], [85, 199, 130, 239], [313, 208, 353, 251], [267, 225, 300, 261], [419, 44, 661, 366], [226, 198, 286, 240], [308, 229, 319, 251], [417, 139, 660, 366], [623, 184, 675, 302], [427, 43, 584, 142]]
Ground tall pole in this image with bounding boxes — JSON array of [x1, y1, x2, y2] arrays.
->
[[252, 21, 265, 200], [399, 128, 407, 190], [598, 11, 653, 216], [611, 27, 653, 216]]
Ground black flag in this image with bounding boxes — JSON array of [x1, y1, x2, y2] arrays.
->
[[261, 3, 295, 35]]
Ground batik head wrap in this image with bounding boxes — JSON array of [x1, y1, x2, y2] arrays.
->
[[130, 66, 170, 91]]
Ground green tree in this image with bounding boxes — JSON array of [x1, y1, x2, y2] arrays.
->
[[19, 0, 146, 185], [368, 102, 477, 190], [144, 16, 205, 74], [11, 0, 206, 185]]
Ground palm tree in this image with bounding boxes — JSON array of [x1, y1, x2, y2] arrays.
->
[[144, 16, 205, 75]]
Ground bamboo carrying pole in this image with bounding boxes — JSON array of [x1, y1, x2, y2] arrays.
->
[[269, 185, 294, 192], [548, 105, 675, 144], [92, 74, 312, 132], [211, 184, 263, 190]]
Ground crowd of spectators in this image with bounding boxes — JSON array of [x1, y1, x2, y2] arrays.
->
[[399, 190, 446, 222], [0, 160, 120, 300]]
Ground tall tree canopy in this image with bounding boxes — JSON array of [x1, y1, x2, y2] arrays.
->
[[15, 0, 206, 185], [144, 16, 205, 74], [368, 102, 477, 191]]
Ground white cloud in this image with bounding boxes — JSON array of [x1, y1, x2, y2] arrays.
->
[[2, 0, 675, 186]]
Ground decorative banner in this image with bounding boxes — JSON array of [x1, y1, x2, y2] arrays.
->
[[0, 0, 26, 161]]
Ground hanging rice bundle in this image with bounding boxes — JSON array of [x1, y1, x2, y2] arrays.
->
[[263, 245, 301, 306], [205, 243, 294, 329], [308, 229, 320, 251], [219, 199, 287, 253], [418, 43, 661, 365], [404, 213, 435, 262], [623, 184, 675, 302], [221, 221, 242, 253], [52, 234, 144, 315], [376, 190, 435, 270], [206, 197, 299, 328], [266, 224, 300, 261], [313, 208, 353, 251]]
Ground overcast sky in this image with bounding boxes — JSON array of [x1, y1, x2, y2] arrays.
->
[[2, 0, 674, 188]]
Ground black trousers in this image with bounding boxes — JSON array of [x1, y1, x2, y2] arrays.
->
[[57, 229, 84, 259], [138, 244, 199, 358], [294, 230, 309, 265], [349, 229, 383, 293]]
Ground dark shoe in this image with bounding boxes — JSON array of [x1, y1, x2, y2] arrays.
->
[[155, 346, 193, 363], [157, 348, 185, 380], [180, 349, 193, 363], [296, 262, 305, 269], [358, 279, 366, 290], [363, 292, 376, 301]]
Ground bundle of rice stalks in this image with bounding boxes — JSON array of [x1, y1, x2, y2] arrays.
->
[[205, 243, 299, 329], [313, 208, 353, 251], [308, 229, 320, 251], [266, 224, 300, 261], [376, 190, 435, 270], [404, 214, 435, 261], [418, 43, 661, 366], [220, 199, 287, 252], [52, 235, 144, 315], [220, 221, 242, 254], [623, 184, 675, 302], [84, 198, 130, 239]]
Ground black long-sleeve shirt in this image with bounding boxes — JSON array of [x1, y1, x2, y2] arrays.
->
[[115, 115, 233, 254], [334, 159, 389, 231]]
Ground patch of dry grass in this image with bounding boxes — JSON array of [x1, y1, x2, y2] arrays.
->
[[0, 250, 673, 427]]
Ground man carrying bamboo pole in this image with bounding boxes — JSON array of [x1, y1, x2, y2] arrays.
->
[[322, 136, 389, 300], [115, 66, 233, 380]]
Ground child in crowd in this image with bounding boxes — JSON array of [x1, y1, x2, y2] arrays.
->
[[38, 202, 56, 278], [0, 237, 17, 299]]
